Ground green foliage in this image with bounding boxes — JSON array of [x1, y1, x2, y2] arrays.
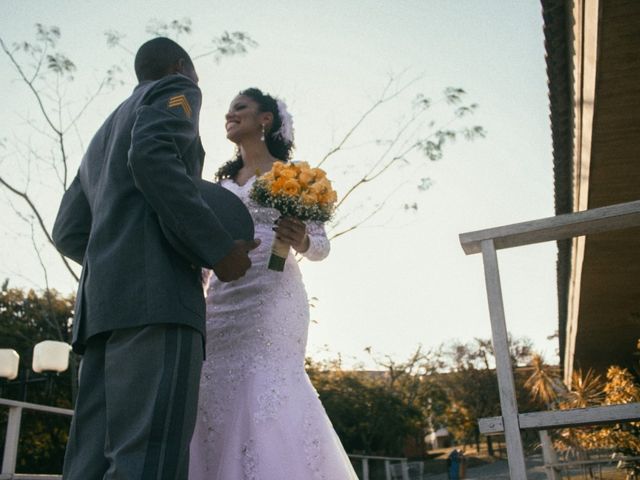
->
[[306, 338, 542, 458], [0, 284, 74, 377], [206, 31, 259, 62], [105, 18, 259, 63], [307, 359, 422, 456], [0, 282, 76, 474]]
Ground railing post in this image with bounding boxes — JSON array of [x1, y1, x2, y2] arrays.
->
[[2, 405, 22, 475], [362, 458, 369, 480], [400, 458, 409, 480], [384, 459, 391, 480], [480, 239, 528, 479], [539, 430, 561, 480]]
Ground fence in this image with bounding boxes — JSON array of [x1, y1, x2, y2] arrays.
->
[[459, 199, 640, 479], [0, 398, 71, 480], [348, 454, 416, 480]]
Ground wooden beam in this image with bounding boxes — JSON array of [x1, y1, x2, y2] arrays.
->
[[480, 240, 528, 479], [0, 398, 73, 416], [459, 199, 640, 255], [479, 402, 640, 434]]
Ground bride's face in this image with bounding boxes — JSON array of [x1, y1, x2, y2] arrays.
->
[[225, 95, 269, 144]]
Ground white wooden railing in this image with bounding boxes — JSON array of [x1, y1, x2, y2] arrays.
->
[[459, 199, 640, 479], [347, 454, 410, 480], [0, 398, 71, 480]]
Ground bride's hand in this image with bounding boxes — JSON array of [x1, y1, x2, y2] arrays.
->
[[274, 217, 309, 253]]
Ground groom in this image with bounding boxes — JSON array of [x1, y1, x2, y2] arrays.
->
[[52, 37, 258, 479]]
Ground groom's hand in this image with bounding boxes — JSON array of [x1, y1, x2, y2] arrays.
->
[[212, 239, 260, 282]]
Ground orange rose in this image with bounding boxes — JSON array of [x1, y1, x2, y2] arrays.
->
[[320, 189, 337, 205], [316, 178, 332, 192], [272, 161, 286, 172], [270, 177, 287, 194], [309, 182, 325, 196], [262, 172, 275, 182], [298, 170, 314, 187], [279, 167, 297, 179], [283, 179, 301, 196], [301, 191, 319, 204], [311, 167, 327, 179]]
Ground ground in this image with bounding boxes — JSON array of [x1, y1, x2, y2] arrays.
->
[[420, 449, 630, 479]]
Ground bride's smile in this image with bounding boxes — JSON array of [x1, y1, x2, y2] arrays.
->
[[224, 96, 269, 142]]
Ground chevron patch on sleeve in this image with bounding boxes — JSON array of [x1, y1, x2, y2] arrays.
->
[[167, 94, 192, 118]]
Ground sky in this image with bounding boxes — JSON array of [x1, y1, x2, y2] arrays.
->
[[0, 0, 558, 369]]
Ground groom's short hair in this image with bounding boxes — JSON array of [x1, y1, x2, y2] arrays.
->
[[134, 37, 194, 82]]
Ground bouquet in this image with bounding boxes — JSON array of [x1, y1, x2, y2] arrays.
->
[[250, 161, 337, 271]]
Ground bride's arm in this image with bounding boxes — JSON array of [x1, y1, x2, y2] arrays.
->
[[275, 217, 330, 261], [299, 221, 330, 261]]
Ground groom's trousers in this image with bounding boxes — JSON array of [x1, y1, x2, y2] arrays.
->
[[62, 324, 203, 480]]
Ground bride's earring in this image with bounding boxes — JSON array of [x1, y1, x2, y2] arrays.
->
[[260, 124, 265, 142]]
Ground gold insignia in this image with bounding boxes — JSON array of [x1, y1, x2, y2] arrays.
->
[[167, 94, 192, 118]]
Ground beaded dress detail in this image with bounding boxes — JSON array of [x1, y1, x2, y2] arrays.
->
[[189, 177, 358, 480]]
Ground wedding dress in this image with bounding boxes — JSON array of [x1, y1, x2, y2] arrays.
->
[[189, 177, 359, 480]]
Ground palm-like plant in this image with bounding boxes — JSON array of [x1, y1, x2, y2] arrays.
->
[[524, 353, 565, 408], [560, 369, 605, 410]]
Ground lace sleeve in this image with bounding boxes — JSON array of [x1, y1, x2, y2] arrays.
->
[[300, 221, 330, 261]]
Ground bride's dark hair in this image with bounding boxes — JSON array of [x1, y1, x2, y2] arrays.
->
[[215, 88, 295, 181]]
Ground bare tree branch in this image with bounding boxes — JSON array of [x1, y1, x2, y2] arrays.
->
[[0, 37, 62, 136], [28, 221, 65, 340], [317, 74, 422, 168], [0, 175, 79, 281]]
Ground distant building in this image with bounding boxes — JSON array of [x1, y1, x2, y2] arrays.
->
[[426, 427, 451, 450]]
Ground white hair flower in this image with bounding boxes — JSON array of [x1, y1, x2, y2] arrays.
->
[[274, 98, 294, 145]]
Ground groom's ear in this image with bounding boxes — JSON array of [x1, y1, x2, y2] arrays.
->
[[172, 58, 199, 84]]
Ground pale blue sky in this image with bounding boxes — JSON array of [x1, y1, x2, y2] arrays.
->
[[1, 1, 557, 368]]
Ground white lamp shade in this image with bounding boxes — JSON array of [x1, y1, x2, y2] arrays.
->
[[32, 341, 71, 373], [0, 349, 20, 380]]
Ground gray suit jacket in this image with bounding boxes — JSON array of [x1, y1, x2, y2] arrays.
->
[[53, 74, 234, 353]]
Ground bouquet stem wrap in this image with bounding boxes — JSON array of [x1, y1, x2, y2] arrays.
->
[[268, 237, 290, 272]]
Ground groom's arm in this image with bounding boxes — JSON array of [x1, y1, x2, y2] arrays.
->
[[52, 174, 92, 265], [127, 74, 235, 268]]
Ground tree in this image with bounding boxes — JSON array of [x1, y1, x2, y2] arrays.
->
[[1, 20, 485, 288], [524, 353, 564, 408], [306, 356, 423, 456], [0, 21, 258, 287], [317, 77, 486, 241], [367, 346, 449, 455], [306, 338, 541, 458], [0, 282, 75, 474], [434, 337, 540, 453]]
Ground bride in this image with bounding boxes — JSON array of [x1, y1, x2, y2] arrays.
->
[[189, 88, 359, 479]]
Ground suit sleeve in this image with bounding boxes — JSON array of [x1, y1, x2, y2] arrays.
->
[[127, 75, 234, 268], [52, 174, 92, 265]]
